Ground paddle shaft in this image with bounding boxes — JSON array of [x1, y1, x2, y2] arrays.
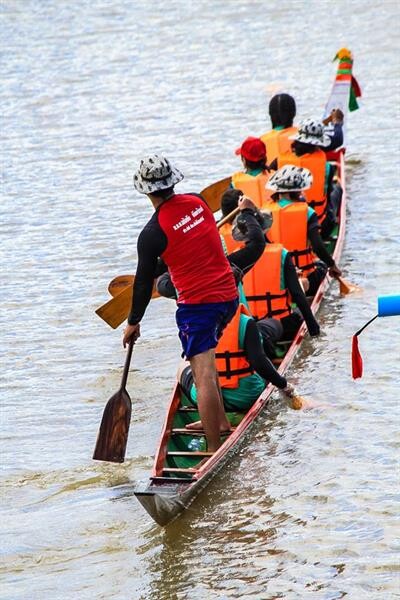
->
[[121, 338, 134, 389], [216, 206, 240, 228]]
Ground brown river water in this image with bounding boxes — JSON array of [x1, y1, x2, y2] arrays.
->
[[1, 1, 400, 598]]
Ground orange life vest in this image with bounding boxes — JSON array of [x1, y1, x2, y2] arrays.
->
[[242, 244, 292, 321], [231, 171, 273, 208], [219, 223, 241, 254], [215, 304, 253, 389], [267, 202, 316, 273], [278, 149, 327, 221], [260, 126, 298, 163]]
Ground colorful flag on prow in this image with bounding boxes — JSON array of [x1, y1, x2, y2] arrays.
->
[[324, 48, 362, 122]]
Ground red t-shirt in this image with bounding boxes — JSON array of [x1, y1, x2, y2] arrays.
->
[[159, 194, 237, 303], [128, 194, 237, 325]]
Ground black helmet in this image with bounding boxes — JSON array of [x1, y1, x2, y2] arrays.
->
[[269, 93, 296, 129]]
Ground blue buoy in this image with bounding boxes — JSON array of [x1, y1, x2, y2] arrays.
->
[[377, 295, 400, 318]]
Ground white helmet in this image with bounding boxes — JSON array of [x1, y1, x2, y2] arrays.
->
[[266, 165, 313, 193], [289, 118, 331, 147]]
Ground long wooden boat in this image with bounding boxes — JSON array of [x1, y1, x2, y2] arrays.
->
[[134, 149, 347, 526]]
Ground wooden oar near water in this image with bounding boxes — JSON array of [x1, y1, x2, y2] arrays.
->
[[335, 274, 361, 296], [93, 339, 134, 463], [96, 206, 240, 329]]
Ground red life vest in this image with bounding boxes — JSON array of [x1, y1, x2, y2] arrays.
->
[[278, 149, 327, 222], [231, 171, 273, 208], [267, 202, 316, 273], [215, 304, 253, 389], [158, 194, 237, 303], [242, 244, 292, 320], [260, 126, 298, 163]]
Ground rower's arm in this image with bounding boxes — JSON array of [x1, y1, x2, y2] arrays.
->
[[228, 210, 266, 274], [244, 320, 287, 388], [308, 215, 335, 267], [284, 254, 320, 336], [128, 218, 167, 325]]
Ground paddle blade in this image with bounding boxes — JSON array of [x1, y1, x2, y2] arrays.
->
[[351, 335, 363, 379], [95, 284, 132, 329], [291, 394, 304, 410], [200, 176, 232, 212], [338, 276, 361, 296], [93, 389, 132, 462], [108, 274, 134, 297]]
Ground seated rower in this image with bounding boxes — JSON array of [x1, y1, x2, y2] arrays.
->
[[272, 117, 344, 236], [219, 188, 268, 256], [260, 92, 298, 164], [265, 165, 342, 296], [234, 211, 321, 342], [231, 137, 273, 207], [320, 108, 345, 238], [219, 188, 245, 254], [178, 302, 297, 416]]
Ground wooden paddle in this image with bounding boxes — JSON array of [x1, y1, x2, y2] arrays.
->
[[93, 339, 134, 462], [96, 206, 241, 329], [108, 274, 160, 299], [335, 275, 361, 296], [200, 176, 232, 212], [108, 274, 134, 297]]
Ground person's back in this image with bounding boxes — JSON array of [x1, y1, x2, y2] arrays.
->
[[265, 165, 342, 296], [277, 119, 330, 222], [231, 137, 273, 207], [260, 93, 298, 164], [242, 243, 292, 321], [157, 193, 237, 303], [267, 197, 315, 274]]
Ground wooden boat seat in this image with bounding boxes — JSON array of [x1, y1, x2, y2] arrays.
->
[[171, 428, 235, 435], [150, 476, 195, 484], [272, 358, 283, 366], [178, 407, 198, 413], [167, 451, 213, 457], [162, 467, 197, 474]]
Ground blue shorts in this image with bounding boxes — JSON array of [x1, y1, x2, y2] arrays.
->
[[176, 298, 239, 359]]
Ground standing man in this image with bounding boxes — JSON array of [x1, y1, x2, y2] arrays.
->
[[123, 155, 238, 452]]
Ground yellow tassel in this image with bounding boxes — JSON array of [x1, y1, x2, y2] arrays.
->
[[334, 47, 352, 61]]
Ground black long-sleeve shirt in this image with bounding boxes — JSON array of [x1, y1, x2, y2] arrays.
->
[[244, 319, 287, 388], [282, 251, 320, 335], [307, 213, 334, 267]]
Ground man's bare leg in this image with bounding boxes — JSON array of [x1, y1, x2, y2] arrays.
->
[[186, 349, 231, 452]]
